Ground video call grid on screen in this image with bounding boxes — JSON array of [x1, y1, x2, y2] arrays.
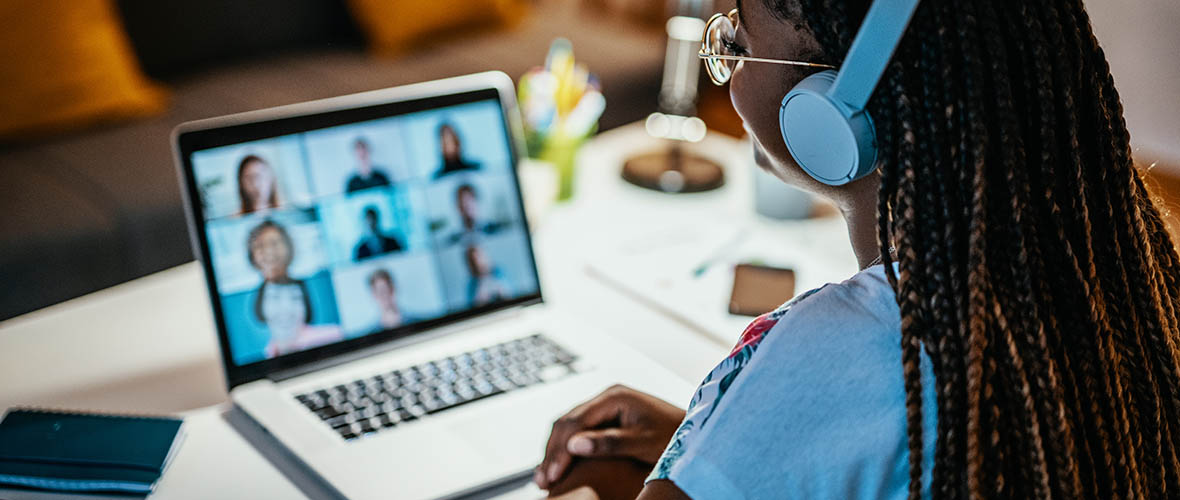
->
[[186, 99, 540, 366]]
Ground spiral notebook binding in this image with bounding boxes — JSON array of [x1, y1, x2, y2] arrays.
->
[[3, 406, 182, 422]]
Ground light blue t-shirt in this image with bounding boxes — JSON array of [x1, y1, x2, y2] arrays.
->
[[648, 264, 938, 499]]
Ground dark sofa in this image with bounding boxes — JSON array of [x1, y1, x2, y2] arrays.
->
[[0, 0, 665, 320]]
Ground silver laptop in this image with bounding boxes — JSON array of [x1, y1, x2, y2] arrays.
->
[[172, 72, 691, 500]]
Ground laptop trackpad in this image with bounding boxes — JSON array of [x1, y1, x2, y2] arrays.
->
[[450, 374, 613, 468]]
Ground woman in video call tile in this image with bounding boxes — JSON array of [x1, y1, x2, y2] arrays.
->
[[465, 245, 509, 307], [237, 154, 281, 215], [433, 123, 480, 178], [447, 183, 506, 246], [367, 269, 405, 332], [344, 137, 393, 194], [354, 205, 403, 261], [247, 220, 343, 357]]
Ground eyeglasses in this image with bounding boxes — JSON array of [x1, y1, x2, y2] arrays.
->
[[698, 9, 836, 85]]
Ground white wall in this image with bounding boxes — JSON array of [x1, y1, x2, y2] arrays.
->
[[1086, 0, 1180, 172]]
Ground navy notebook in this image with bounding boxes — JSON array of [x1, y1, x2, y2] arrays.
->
[[0, 409, 184, 495]]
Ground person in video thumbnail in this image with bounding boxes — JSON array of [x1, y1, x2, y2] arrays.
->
[[246, 220, 342, 357], [246, 219, 296, 283], [368, 269, 403, 332], [433, 123, 480, 178], [344, 137, 393, 194], [465, 245, 508, 307], [237, 154, 280, 215], [447, 183, 506, 245], [353, 205, 403, 261]]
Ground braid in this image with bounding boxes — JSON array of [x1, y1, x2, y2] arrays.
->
[[771, 0, 1180, 497], [896, 91, 928, 500], [915, 5, 969, 497]]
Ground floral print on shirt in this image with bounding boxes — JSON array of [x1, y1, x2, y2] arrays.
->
[[648, 286, 826, 481]]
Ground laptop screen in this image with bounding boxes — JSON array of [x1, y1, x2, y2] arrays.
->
[[180, 88, 541, 375]]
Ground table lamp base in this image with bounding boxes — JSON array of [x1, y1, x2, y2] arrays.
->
[[622, 144, 724, 193]]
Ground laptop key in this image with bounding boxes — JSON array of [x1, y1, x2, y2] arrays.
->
[[317, 407, 345, 420], [508, 373, 532, 388], [538, 364, 571, 383], [357, 419, 376, 434], [437, 391, 458, 406], [420, 397, 442, 413], [490, 377, 514, 392]]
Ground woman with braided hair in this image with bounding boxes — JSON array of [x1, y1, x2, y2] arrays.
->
[[534, 0, 1180, 498]]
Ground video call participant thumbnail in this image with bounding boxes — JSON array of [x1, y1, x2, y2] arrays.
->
[[354, 205, 404, 261], [247, 220, 342, 358], [447, 183, 507, 246], [434, 123, 480, 178], [465, 245, 509, 307], [345, 137, 393, 194], [368, 268, 405, 332], [238, 154, 281, 215]]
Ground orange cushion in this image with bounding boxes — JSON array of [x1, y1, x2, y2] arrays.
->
[[347, 0, 530, 56], [0, 0, 166, 140]]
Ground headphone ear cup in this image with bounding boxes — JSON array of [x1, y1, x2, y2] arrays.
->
[[779, 70, 879, 186]]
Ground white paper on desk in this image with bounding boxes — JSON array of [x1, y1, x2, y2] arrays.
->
[[583, 216, 858, 346]]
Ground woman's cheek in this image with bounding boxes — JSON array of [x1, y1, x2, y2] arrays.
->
[[728, 66, 755, 132], [730, 69, 786, 158]]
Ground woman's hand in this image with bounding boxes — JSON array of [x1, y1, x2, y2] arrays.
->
[[545, 458, 652, 500], [535, 385, 686, 489]]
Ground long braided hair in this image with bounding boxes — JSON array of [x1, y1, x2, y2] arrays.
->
[[768, 0, 1180, 497]]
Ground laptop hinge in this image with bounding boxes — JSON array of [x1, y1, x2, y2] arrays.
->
[[267, 301, 538, 383]]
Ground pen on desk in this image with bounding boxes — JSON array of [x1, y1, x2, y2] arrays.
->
[[691, 229, 749, 278]]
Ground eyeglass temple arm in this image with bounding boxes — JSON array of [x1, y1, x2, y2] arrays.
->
[[697, 52, 835, 69], [828, 0, 921, 110]]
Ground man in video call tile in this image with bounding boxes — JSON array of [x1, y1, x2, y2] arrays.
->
[[447, 183, 506, 246], [354, 206, 403, 261], [433, 123, 480, 178], [466, 245, 508, 307], [368, 269, 404, 332], [345, 138, 393, 193]]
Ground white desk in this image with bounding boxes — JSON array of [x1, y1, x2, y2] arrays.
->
[[0, 123, 853, 499]]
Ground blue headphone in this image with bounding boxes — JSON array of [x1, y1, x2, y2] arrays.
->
[[779, 0, 921, 185]]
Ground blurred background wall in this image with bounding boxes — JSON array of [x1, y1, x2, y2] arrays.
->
[[1087, 0, 1180, 172]]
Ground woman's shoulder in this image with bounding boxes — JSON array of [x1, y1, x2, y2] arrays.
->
[[649, 265, 935, 499], [744, 263, 906, 388], [727, 264, 899, 357], [775, 263, 901, 342], [795, 264, 898, 318]]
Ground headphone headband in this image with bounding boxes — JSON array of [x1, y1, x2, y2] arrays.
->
[[829, 0, 922, 110]]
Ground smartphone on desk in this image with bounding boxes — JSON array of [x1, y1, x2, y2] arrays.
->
[[729, 263, 797, 317]]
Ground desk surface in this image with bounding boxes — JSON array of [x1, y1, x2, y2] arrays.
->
[[0, 123, 854, 499]]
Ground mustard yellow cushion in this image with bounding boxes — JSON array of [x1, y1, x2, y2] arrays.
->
[[347, 0, 530, 56], [0, 0, 167, 139]]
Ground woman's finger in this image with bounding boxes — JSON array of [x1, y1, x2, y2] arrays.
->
[[536, 386, 632, 488], [567, 428, 665, 463]]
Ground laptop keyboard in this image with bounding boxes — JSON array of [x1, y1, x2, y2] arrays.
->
[[294, 334, 578, 441]]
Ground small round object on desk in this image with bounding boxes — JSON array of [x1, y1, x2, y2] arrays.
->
[[621, 147, 725, 193]]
